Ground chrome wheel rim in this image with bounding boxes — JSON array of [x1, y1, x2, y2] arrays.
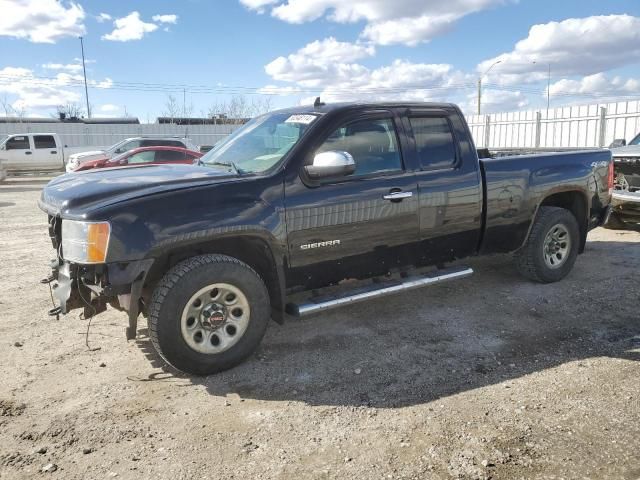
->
[[180, 283, 250, 354], [543, 223, 571, 269]]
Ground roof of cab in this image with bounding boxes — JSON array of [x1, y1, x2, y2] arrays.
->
[[270, 101, 459, 116]]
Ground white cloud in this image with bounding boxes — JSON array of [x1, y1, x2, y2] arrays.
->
[[0, 66, 112, 113], [266, 37, 376, 86], [465, 88, 529, 114], [0, 0, 85, 43], [264, 38, 473, 105], [258, 85, 302, 96], [243, 0, 508, 45], [102, 11, 158, 42], [96, 12, 112, 22], [549, 73, 640, 100], [152, 14, 178, 24], [42, 62, 83, 73], [239, 0, 278, 13], [99, 103, 120, 112], [478, 15, 640, 84]]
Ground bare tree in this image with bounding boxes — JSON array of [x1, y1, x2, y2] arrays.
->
[[53, 102, 85, 119], [161, 94, 180, 123], [206, 95, 273, 124]]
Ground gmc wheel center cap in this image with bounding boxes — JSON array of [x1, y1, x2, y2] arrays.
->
[[201, 303, 226, 328]]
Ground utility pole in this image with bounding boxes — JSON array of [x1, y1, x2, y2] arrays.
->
[[79, 36, 91, 118], [477, 60, 501, 116], [183, 88, 186, 118], [546, 63, 551, 114]]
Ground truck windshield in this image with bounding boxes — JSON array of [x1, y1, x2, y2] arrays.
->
[[200, 112, 317, 174]]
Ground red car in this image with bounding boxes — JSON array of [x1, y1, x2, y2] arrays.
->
[[73, 146, 203, 171]]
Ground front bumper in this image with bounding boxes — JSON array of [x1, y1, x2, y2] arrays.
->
[[46, 258, 154, 338], [611, 190, 640, 222]]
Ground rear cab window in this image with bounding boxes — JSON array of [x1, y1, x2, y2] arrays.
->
[[409, 116, 458, 170], [34, 135, 57, 149]]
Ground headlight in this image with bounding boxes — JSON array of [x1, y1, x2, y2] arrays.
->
[[61, 220, 111, 264]]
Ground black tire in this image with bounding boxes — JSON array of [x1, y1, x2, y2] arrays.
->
[[515, 206, 580, 283], [149, 254, 270, 375], [603, 212, 627, 230]]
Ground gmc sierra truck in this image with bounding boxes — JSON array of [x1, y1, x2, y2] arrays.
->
[[39, 102, 613, 375]]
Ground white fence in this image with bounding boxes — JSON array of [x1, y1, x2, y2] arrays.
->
[[0, 123, 241, 149], [3, 98, 640, 152], [466, 99, 640, 150]]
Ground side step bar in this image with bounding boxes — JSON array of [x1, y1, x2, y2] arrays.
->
[[286, 266, 473, 317]]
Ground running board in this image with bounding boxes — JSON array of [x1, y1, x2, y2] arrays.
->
[[286, 266, 473, 317]]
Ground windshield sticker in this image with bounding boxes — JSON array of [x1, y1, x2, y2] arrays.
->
[[285, 114, 317, 125]]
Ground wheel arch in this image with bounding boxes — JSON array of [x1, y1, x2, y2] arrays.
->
[[536, 190, 589, 253], [144, 235, 287, 323]]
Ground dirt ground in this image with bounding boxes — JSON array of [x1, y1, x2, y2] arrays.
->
[[0, 175, 639, 480]]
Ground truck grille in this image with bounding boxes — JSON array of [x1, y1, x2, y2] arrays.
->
[[48, 214, 62, 252]]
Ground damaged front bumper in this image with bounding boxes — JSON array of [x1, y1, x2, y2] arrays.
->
[[44, 257, 154, 339], [611, 190, 640, 222]]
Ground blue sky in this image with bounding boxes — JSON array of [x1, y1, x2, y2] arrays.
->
[[0, 0, 639, 121]]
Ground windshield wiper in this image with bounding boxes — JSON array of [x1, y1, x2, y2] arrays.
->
[[210, 160, 243, 175]]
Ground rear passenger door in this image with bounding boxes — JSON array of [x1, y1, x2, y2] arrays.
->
[[405, 110, 483, 264], [32, 135, 61, 169]]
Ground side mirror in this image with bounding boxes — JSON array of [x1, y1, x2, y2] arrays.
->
[[304, 151, 356, 179], [609, 139, 627, 148]]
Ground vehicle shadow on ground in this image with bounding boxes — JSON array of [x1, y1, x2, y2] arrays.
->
[[134, 248, 640, 408]]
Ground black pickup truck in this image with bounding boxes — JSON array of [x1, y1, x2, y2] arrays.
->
[[39, 102, 613, 375]]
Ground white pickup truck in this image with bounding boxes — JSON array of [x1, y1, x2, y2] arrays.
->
[[0, 133, 75, 172]]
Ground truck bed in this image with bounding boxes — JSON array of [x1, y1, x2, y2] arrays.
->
[[479, 149, 612, 254]]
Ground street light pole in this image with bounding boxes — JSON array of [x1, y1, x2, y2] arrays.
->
[[546, 63, 551, 114], [477, 60, 501, 116], [79, 36, 91, 119]]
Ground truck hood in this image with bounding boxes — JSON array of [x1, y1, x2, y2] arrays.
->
[[611, 145, 640, 157], [39, 164, 235, 216], [70, 150, 107, 160]]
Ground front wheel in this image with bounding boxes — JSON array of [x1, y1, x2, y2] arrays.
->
[[149, 254, 270, 375], [515, 206, 580, 283]]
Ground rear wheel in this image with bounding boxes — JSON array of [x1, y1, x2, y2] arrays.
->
[[515, 206, 580, 283], [149, 254, 270, 375]]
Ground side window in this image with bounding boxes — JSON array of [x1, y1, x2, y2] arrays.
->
[[410, 117, 457, 170], [317, 118, 402, 177], [6, 136, 30, 150], [127, 151, 156, 164], [115, 140, 141, 154], [34, 135, 56, 149], [155, 150, 185, 162]]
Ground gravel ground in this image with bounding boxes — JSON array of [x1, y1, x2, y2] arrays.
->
[[1, 175, 639, 480]]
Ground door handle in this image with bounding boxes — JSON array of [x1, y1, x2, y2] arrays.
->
[[383, 191, 413, 201], [25, 151, 32, 155], [50, 151, 57, 154]]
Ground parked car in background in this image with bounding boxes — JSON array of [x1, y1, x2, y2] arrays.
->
[[73, 146, 203, 171], [65, 137, 198, 172], [608, 132, 640, 228], [0, 133, 72, 172]]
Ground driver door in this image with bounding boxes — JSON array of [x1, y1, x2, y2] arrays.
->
[[284, 112, 420, 288]]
